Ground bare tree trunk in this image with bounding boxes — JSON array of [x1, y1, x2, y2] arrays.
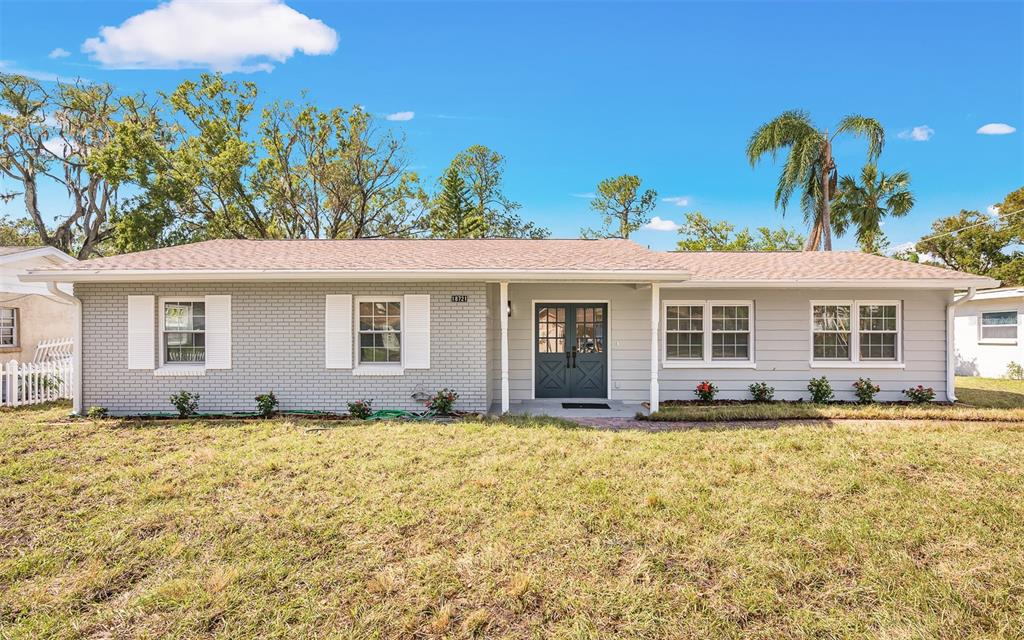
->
[[821, 134, 833, 251]]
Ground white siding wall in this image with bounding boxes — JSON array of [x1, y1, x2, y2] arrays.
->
[[954, 297, 1024, 378], [491, 284, 952, 403]]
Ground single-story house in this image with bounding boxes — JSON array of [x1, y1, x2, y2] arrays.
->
[[0, 246, 77, 362], [21, 238, 997, 415], [953, 287, 1023, 378]]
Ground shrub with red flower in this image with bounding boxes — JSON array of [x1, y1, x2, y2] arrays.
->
[[427, 388, 460, 415], [347, 399, 373, 419], [694, 381, 718, 402], [903, 385, 935, 403]]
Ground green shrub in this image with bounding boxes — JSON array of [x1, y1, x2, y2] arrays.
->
[[852, 378, 880, 404], [807, 376, 834, 403], [169, 391, 200, 418], [86, 406, 109, 419], [427, 388, 460, 415], [904, 385, 936, 403], [347, 399, 373, 420], [748, 382, 774, 402], [1006, 361, 1024, 381], [254, 391, 279, 418]]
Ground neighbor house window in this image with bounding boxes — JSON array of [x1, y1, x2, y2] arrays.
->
[[358, 300, 401, 363], [664, 301, 754, 365], [162, 300, 205, 364], [812, 301, 901, 364], [980, 311, 1018, 342], [0, 307, 16, 347]]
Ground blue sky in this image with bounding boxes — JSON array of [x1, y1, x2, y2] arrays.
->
[[1, 0, 1021, 250]]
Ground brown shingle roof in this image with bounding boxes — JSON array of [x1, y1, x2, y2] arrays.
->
[[45, 238, 685, 272], [661, 250, 988, 282], [25, 238, 997, 286]]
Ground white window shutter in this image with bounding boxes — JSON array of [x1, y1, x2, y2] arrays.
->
[[204, 295, 232, 369], [404, 294, 430, 369], [325, 294, 353, 369], [127, 295, 155, 370]]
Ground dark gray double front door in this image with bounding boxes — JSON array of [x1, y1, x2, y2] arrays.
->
[[535, 303, 608, 398]]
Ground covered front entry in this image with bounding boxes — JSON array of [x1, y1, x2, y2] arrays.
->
[[535, 303, 608, 398]]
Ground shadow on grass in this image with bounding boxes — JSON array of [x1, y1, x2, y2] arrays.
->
[[490, 414, 592, 431], [957, 387, 1024, 409]]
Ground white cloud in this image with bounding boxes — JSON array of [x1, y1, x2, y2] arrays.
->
[[48, 48, 71, 59], [987, 204, 1001, 217], [977, 123, 1016, 135], [643, 216, 680, 232], [661, 196, 690, 207], [81, 0, 338, 73], [897, 125, 934, 141], [570, 192, 596, 199], [384, 111, 414, 122]]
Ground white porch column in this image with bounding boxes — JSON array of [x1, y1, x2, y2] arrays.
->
[[650, 282, 660, 414], [499, 281, 510, 413]]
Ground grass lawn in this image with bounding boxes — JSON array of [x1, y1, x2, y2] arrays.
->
[[2, 406, 1024, 638], [956, 376, 1024, 408]]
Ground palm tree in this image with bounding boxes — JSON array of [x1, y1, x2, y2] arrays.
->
[[831, 164, 914, 253], [746, 111, 885, 251]]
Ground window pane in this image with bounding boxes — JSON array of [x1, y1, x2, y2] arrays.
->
[[813, 332, 850, 360], [981, 325, 1017, 340], [813, 305, 851, 332], [0, 308, 14, 327], [165, 332, 205, 362], [667, 332, 702, 360], [712, 332, 749, 360], [859, 304, 897, 331], [712, 305, 749, 332], [982, 311, 1017, 326], [860, 332, 897, 360]]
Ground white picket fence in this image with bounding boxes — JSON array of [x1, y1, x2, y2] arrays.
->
[[1, 357, 73, 407], [33, 337, 74, 363]]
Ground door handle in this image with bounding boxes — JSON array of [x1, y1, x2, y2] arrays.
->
[[566, 351, 571, 368], [571, 348, 577, 368]]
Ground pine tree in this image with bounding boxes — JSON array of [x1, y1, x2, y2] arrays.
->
[[430, 167, 486, 238]]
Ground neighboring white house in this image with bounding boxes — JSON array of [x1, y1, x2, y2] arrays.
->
[[954, 287, 1024, 378], [0, 246, 77, 362], [21, 239, 998, 415]]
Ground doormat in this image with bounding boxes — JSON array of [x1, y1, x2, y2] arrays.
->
[[561, 402, 611, 409]]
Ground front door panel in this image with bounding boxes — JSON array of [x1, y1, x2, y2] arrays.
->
[[535, 303, 608, 398], [570, 305, 607, 397], [535, 305, 571, 397]]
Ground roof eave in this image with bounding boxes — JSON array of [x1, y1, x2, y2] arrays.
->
[[20, 268, 694, 284], [663, 277, 1001, 289]]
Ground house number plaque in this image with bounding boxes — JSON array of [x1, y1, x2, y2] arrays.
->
[[451, 295, 468, 303]]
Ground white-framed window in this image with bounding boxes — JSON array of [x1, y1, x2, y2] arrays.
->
[[160, 299, 205, 365], [663, 300, 754, 367], [0, 307, 17, 347], [980, 310, 1018, 343], [665, 303, 704, 360], [357, 298, 402, 364], [810, 300, 902, 366]]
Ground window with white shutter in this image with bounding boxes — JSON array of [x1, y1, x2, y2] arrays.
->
[[127, 295, 155, 370], [325, 294, 353, 369], [403, 294, 431, 369], [204, 295, 232, 369]]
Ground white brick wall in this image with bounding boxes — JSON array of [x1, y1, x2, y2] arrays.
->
[[78, 282, 488, 414]]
